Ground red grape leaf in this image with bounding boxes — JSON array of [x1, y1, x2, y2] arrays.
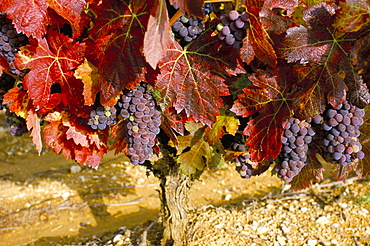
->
[[47, 0, 87, 39], [262, 0, 297, 10], [44, 111, 108, 168], [159, 107, 185, 148], [87, 0, 151, 105], [281, 2, 337, 64], [3, 0, 49, 39], [0, 56, 10, 75], [205, 115, 240, 146], [280, 2, 361, 117], [65, 125, 89, 147], [260, 0, 296, 35], [281, 25, 331, 64], [243, 0, 277, 68], [334, 0, 370, 34], [4, 88, 43, 155], [292, 66, 347, 120], [110, 119, 129, 155], [231, 70, 291, 162], [15, 30, 87, 116], [26, 109, 43, 155], [3, 0, 87, 40], [240, 33, 255, 65], [3, 87, 30, 117], [143, 0, 171, 70], [351, 33, 370, 93], [169, 0, 204, 18], [156, 36, 244, 127]]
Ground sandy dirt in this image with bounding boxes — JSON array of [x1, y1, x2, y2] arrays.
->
[[0, 115, 369, 246]]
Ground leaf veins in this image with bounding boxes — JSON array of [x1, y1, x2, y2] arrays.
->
[[156, 33, 245, 127], [231, 69, 292, 162]]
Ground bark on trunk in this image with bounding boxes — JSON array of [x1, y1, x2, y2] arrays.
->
[[160, 162, 192, 246]]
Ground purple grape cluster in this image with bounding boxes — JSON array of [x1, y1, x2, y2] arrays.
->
[[5, 107, 27, 136], [172, 15, 205, 45], [232, 142, 270, 179], [217, 10, 250, 48], [274, 118, 315, 182], [320, 101, 365, 165], [171, 3, 212, 45], [117, 83, 161, 165], [0, 13, 28, 75], [87, 106, 117, 130]]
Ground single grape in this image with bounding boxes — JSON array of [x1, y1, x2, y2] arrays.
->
[[228, 10, 239, 21], [225, 34, 235, 46]]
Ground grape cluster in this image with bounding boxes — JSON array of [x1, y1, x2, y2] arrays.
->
[[274, 118, 315, 182], [117, 83, 161, 165], [217, 10, 250, 48], [0, 13, 28, 75], [87, 106, 117, 130], [5, 108, 28, 136], [171, 4, 212, 45], [320, 101, 365, 165], [172, 15, 205, 44], [232, 142, 269, 179]]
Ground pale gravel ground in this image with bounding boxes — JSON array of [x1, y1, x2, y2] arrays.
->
[[99, 176, 370, 246], [187, 184, 369, 246]]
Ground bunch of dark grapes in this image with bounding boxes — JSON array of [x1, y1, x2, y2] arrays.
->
[[232, 142, 270, 179], [87, 106, 117, 130], [171, 3, 212, 45], [320, 100, 365, 165], [5, 108, 27, 136], [117, 83, 161, 165], [172, 15, 205, 45], [217, 10, 250, 48], [0, 13, 28, 75], [274, 118, 315, 182]]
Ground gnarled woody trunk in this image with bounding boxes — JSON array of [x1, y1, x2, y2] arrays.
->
[[153, 148, 195, 246], [160, 163, 192, 246]]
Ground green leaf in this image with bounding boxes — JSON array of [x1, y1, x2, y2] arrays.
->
[[178, 140, 210, 175]]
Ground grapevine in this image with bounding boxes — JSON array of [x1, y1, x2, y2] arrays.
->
[[0, 0, 368, 207], [0, 0, 370, 202], [0, 0, 369, 244]]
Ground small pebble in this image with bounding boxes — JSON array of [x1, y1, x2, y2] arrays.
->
[[70, 165, 82, 174], [316, 215, 330, 225], [358, 208, 369, 216], [307, 239, 318, 246], [281, 224, 290, 233], [224, 193, 232, 201], [112, 234, 124, 244], [61, 191, 71, 200], [256, 226, 269, 234]]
